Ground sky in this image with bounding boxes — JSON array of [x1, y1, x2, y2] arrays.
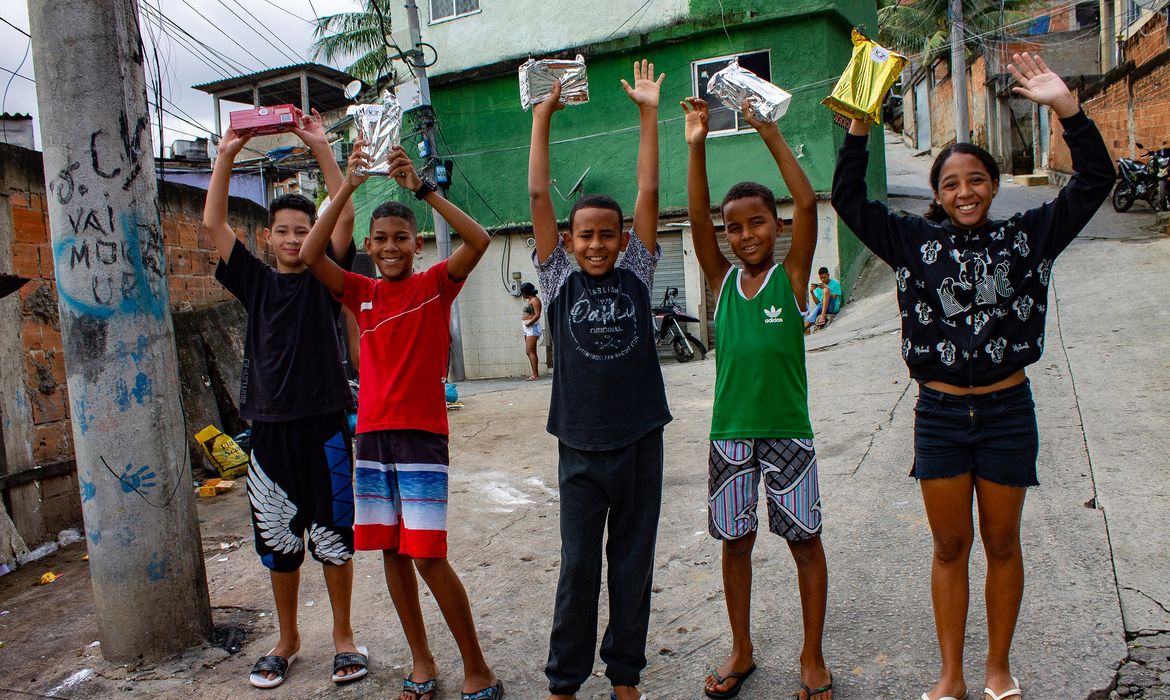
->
[[3, 0, 360, 153]]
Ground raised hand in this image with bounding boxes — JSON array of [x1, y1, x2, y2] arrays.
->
[[681, 97, 709, 146], [1008, 52, 1078, 118], [291, 107, 329, 149], [387, 146, 423, 193], [622, 58, 665, 109], [217, 127, 251, 159], [345, 139, 371, 188], [741, 97, 778, 136], [533, 79, 565, 120]]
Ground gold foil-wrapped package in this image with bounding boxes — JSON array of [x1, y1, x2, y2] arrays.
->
[[347, 89, 402, 176], [822, 29, 907, 123], [706, 59, 792, 123], [518, 54, 589, 110]]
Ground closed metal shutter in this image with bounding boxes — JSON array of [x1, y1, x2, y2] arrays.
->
[[651, 231, 690, 358]]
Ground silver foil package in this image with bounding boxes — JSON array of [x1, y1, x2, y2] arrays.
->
[[518, 54, 589, 110], [706, 59, 792, 123], [346, 89, 402, 176]]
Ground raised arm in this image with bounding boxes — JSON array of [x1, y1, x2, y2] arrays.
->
[[829, 118, 910, 267], [293, 108, 355, 260], [622, 59, 665, 252], [201, 128, 252, 263], [681, 97, 731, 291], [742, 98, 818, 296], [388, 146, 490, 282], [1008, 52, 1115, 255], [302, 144, 370, 295], [529, 81, 564, 264]]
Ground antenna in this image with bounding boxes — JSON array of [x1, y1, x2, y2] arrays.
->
[[552, 166, 591, 200]]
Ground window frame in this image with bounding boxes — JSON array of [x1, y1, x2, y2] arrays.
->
[[428, 0, 481, 25], [690, 49, 773, 138]]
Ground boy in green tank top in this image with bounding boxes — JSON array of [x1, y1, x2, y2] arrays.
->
[[681, 97, 833, 700]]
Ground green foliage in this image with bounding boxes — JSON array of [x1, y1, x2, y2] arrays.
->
[[309, 0, 396, 86], [876, 0, 1043, 63]]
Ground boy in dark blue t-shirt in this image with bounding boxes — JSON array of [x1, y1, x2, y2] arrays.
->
[[529, 60, 671, 700], [202, 112, 366, 688]]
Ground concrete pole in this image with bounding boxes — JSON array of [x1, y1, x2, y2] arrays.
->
[[28, 0, 212, 661], [950, 0, 971, 143], [404, 0, 466, 381]]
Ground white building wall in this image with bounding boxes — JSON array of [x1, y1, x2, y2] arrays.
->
[[413, 232, 543, 379], [391, 0, 690, 78]]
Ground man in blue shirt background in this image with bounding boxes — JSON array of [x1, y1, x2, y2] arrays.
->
[[804, 266, 842, 329]]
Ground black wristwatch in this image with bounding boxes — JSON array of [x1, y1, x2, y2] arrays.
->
[[413, 178, 437, 200]]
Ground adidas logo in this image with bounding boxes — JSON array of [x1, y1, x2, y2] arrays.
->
[[763, 306, 783, 324]]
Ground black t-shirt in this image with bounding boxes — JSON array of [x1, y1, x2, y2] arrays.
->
[[215, 238, 356, 422], [535, 236, 671, 451]]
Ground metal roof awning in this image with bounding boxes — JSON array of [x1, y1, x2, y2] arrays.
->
[[193, 63, 364, 133]]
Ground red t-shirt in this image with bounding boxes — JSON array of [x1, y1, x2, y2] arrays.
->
[[339, 261, 464, 435]]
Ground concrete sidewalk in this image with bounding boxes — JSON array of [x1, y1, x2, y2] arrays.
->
[[2, 131, 1166, 699]]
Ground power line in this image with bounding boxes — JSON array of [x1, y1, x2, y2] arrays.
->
[[213, 0, 300, 65], [254, 0, 316, 25], [227, 0, 306, 62], [602, 0, 655, 43], [139, 2, 246, 77], [0, 15, 30, 37], [0, 64, 34, 83], [168, 0, 266, 73]]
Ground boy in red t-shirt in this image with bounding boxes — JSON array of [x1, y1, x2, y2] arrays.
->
[[301, 143, 502, 700]]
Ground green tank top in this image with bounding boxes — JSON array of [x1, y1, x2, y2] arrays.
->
[[711, 265, 813, 439]]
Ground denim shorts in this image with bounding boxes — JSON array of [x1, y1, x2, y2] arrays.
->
[[912, 380, 1039, 487]]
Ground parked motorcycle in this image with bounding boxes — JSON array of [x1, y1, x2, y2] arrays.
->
[[653, 287, 707, 363], [1113, 142, 1170, 212]]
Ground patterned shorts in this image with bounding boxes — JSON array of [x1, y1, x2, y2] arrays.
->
[[707, 438, 823, 541], [248, 412, 355, 573], [354, 429, 449, 558]]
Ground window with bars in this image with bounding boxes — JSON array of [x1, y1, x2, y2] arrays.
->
[[430, 0, 479, 23], [691, 50, 772, 136]]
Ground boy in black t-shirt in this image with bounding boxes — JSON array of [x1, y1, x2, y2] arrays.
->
[[529, 60, 671, 700], [202, 112, 366, 688]]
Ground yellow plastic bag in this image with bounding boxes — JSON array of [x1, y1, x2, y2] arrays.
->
[[823, 29, 908, 124], [195, 425, 250, 481]]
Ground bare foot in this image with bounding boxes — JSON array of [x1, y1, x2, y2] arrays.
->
[[612, 686, 643, 700], [256, 635, 300, 682], [401, 659, 439, 700], [923, 680, 969, 700], [798, 661, 833, 699]]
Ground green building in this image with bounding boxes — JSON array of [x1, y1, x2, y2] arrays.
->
[[354, 0, 888, 378]]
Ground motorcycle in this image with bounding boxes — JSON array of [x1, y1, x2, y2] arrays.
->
[[1113, 141, 1170, 212], [653, 287, 707, 363]]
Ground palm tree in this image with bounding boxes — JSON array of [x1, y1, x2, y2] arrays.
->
[[877, 0, 1043, 63], [310, 0, 396, 87]]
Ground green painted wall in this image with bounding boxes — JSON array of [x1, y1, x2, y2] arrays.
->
[[352, 0, 885, 292]]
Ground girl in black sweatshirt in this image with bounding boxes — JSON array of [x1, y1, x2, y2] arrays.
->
[[831, 53, 1114, 700]]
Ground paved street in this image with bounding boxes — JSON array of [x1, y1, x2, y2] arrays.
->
[[1, 131, 1167, 699]]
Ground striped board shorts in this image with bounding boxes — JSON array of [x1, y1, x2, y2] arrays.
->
[[353, 429, 449, 558], [707, 438, 823, 542]]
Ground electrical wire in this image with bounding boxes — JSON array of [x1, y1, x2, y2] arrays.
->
[[227, 0, 306, 62], [254, 0, 316, 25], [139, 1, 248, 77], [0, 15, 30, 37], [212, 0, 298, 65], [602, 0, 656, 43], [1, 35, 30, 144]]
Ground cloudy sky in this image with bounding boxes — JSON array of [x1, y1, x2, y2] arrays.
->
[[3, 0, 360, 152]]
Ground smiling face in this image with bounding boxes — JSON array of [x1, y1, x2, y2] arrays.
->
[[366, 215, 422, 280], [563, 206, 627, 276], [722, 196, 779, 268], [934, 152, 999, 229], [264, 208, 313, 272]]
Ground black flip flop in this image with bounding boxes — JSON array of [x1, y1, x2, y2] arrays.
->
[[331, 645, 368, 684], [705, 663, 757, 699], [795, 672, 833, 699]]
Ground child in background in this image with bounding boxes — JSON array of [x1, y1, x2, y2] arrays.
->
[[202, 111, 366, 688], [682, 96, 833, 700], [529, 61, 670, 700], [300, 143, 503, 700]]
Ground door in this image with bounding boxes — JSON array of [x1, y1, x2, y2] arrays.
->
[[914, 78, 931, 151]]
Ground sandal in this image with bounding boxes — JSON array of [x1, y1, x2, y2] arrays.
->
[[796, 672, 833, 699], [704, 663, 757, 699], [984, 677, 1021, 700], [331, 645, 368, 684], [921, 692, 969, 700], [462, 680, 504, 700], [248, 650, 297, 689], [403, 676, 438, 699]]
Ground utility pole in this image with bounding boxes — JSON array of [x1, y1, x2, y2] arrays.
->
[[28, 0, 211, 661], [950, 0, 971, 142], [403, 0, 466, 381]]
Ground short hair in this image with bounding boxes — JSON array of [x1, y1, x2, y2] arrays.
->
[[720, 181, 778, 219], [370, 200, 417, 232], [926, 142, 1000, 222], [569, 193, 623, 232], [818, 266, 830, 275], [269, 193, 316, 227]]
